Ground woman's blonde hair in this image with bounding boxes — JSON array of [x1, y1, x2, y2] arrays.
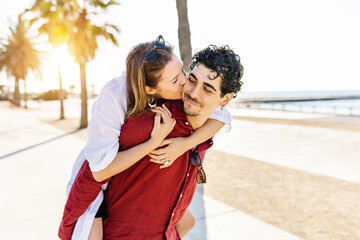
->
[[126, 40, 174, 118]]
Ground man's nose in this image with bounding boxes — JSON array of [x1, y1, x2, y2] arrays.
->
[[179, 73, 187, 86], [189, 83, 201, 99]]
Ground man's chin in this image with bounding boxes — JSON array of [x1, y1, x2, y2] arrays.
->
[[184, 107, 200, 117]]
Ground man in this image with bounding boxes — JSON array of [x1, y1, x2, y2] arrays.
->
[[59, 45, 243, 239]]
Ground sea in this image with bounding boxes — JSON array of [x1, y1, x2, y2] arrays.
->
[[233, 90, 360, 116]]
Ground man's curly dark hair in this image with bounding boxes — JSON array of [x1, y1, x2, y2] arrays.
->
[[190, 45, 244, 98]]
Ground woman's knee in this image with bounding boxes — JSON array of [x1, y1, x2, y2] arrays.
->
[[183, 208, 196, 230], [187, 211, 196, 229]]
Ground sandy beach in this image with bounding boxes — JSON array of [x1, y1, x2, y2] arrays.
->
[[204, 151, 360, 240], [1, 99, 359, 239], [207, 107, 360, 239]]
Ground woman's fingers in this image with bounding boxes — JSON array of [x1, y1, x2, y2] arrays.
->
[[154, 108, 170, 124], [149, 159, 165, 164], [161, 104, 172, 118], [148, 152, 166, 160], [153, 113, 161, 128], [151, 107, 176, 129], [154, 105, 171, 118], [158, 139, 173, 147], [150, 158, 173, 169], [150, 158, 168, 164], [151, 105, 172, 119], [149, 149, 165, 155], [159, 162, 172, 169]]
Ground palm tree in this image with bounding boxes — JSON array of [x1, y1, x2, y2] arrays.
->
[[0, 14, 42, 108], [175, 0, 192, 73], [67, 1, 119, 128], [28, 0, 76, 119], [28, 0, 119, 128]]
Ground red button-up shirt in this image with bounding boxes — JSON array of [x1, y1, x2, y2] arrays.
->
[[58, 100, 212, 240]]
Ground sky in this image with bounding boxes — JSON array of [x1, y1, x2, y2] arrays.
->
[[1, 0, 360, 94]]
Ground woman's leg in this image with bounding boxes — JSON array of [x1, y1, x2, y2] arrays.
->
[[176, 208, 196, 239], [88, 217, 103, 240], [88, 200, 107, 240]]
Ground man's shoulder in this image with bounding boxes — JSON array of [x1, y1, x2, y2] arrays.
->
[[120, 100, 185, 139], [126, 100, 184, 124], [118, 111, 155, 150], [123, 110, 155, 130]]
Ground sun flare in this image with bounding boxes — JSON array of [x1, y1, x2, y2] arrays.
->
[[52, 44, 73, 65], [46, 43, 79, 93]]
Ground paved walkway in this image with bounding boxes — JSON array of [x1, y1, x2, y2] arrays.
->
[[185, 186, 301, 240], [9, 100, 360, 239], [217, 107, 360, 184]]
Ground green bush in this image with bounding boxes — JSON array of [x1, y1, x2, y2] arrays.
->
[[33, 89, 68, 101], [0, 95, 7, 101]]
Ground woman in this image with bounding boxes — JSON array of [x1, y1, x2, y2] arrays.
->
[[60, 35, 231, 239]]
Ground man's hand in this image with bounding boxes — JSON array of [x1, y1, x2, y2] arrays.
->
[[149, 137, 187, 169]]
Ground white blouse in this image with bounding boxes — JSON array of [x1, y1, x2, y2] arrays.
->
[[66, 72, 232, 239]]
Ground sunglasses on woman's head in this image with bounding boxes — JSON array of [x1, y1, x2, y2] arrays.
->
[[190, 150, 207, 184], [144, 35, 165, 63]]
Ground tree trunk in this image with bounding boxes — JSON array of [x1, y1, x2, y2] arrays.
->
[[58, 59, 65, 119], [79, 62, 88, 128], [13, 78, 21, 106], [23, 79, 28, 109], [175, 0, 192, 73]]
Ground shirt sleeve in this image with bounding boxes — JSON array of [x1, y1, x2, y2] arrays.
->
[[58, 160, 110, 240], [209, 105, 232, 132], [84, 75, 128, 172]]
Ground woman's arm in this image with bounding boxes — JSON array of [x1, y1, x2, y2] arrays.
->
[[92, 106, 176, 182], [84, 77, 127, 173], [92, 137, 162, 182], [148, 118, 224, 168]]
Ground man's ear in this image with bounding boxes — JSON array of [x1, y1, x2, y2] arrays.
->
[[220, 93, 234, 108], [145, 86, 156, 95]]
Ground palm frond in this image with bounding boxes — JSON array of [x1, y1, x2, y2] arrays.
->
[[106, 24, 120, 33], [89, 0, 119, 9], [0, 14, 43, 81]]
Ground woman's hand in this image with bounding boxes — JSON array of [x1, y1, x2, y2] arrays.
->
[[150, 104, 176, 146], [149, 137, 188, 169]]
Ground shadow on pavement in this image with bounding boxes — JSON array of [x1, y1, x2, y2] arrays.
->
[[0, 129, 81, 160], [185, 184, 207, 240], [0, 123, 46, 136]]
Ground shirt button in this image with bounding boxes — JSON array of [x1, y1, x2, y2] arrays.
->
[[172, 213, 175, 216], [190, 131, 194, 134], [185, 122, 189, 125], [180, 194, 183, 198], [210, 141, 213, 145]]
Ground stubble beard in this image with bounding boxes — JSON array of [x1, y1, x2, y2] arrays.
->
[[184, 107, 200, 117], [183, 93, 203, 117]]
